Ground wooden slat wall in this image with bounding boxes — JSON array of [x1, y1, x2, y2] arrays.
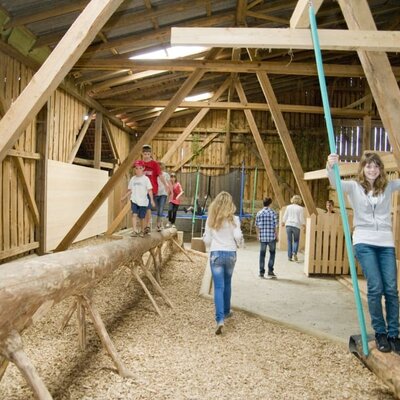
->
[[0, 52, 39, 261]]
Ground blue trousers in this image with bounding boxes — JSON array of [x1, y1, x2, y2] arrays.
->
[[354, 244, 399, 337], [210, 251, 237, 324], [259, 240, 276, 276], [286, 226, 300, 259]]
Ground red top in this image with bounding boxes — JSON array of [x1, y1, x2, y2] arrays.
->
[[143, 160, 161, 195], [170, 182, 183, 205]]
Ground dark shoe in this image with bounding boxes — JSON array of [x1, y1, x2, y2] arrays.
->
[[293, 254, 298, 262], [259, 274, 265, 279], [375, 333, 391, 353], [144, 226, 151, 235], [388, 336, 400, 355], [268, 271, 277, 279], [288, 258, 293, 262], [225, 311, 233, 319], [183, 207, 187, 213], [215, 322, 224, 335]]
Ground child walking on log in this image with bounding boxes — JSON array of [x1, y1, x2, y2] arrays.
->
[[327, 152, 400, 354], [122, 160, 155, 238]]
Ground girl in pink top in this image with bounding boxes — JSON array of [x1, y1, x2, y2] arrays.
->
[[167, 173, 184, 227]]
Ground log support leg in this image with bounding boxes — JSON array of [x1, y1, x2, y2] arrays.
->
[[81, 296, 133, 378], [138, 258, 173, 309], [149, 248, 161, 283], [0, 356, 9, 382], [171, 238, 193, 262], [59, 300, 77, 332], [77, 298, 87, 350], [0, 330, 53, 400]]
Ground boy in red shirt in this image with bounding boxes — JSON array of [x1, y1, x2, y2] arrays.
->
[[142, 144, 170, 234]]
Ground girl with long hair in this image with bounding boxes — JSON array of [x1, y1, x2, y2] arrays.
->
[[327, 152, 400, 354], [203, 191, 243, 335]]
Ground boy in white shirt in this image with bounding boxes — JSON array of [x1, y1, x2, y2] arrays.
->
[[121, 160, 155, 237]]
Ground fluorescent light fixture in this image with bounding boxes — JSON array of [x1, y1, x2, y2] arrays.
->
[[130, 46, 208, 60], [184, 92, 213, 102]]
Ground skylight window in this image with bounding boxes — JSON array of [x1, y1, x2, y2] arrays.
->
[[185, 92, 213, 102], [130, 46, 209, 60]]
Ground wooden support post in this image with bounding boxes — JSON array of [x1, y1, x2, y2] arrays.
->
[[0, 356, 9, 382], [338, 0, 400, 168], [130, 263, 163, 317], [59, 300, 77, 332], [171, 238, 194, 262], [149, 248, 161, 283], [0, 0, 126, 164], [76, 298, 87, 351], [247, 49, 317, 215], [138, 258, 173, 308], [94, 112, 102, 170], [234, 79, 285, 208], [55, 48, 220, 252], [82, 296, 133, 378], [106, 202, 130, 236], [0, 331, 53, 400], [67, 109, 95, 163]]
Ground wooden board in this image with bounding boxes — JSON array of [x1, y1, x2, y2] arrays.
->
[[45, 160, 108, 251]]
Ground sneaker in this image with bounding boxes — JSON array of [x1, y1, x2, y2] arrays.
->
[[268, 271, 277, 279], [183, 207, 188, 213], [388, 336, 400, 355], [171, 224, 176, 228], [156, 226, 162, 232], [139, 231, 144, 238], [375, 333, 391, 353], [259, 274, 265, 279], [165, 222, 171, 228], [215, 322, 224, 335], [288, 257, 293, 262], [144, 226, 151, 235], [225, 311, 233, 319], [130, 231, 139, 237], [293, 254, 298, 262]]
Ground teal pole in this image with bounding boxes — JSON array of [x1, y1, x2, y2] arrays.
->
[[309, 3, 369, 356]]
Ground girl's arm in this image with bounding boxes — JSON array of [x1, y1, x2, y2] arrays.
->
[[176, 184, 184, 199], [233, 216, 244, 248], [326, 153, 355, 193]]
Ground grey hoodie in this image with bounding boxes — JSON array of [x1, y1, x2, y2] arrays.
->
[[327, 168, 400, 232]]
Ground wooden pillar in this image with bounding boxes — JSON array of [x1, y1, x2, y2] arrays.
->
[[94, 112, 102, 169], [362, 92, 372, 153], [35, 105, 49, 255]]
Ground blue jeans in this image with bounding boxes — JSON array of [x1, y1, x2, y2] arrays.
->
[[286, 226, 300, 259], [354, 244, 399, 337], [259, 240, 276, 275], [210, 251, 237, 324], [155, 195, 167, 217]]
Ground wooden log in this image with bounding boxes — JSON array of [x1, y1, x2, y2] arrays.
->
[[0, 228, 176, 342]]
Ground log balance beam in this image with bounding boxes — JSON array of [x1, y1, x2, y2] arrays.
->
[[0, 228, 179, 400]]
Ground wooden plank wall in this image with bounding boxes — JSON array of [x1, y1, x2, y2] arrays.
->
[[0, 51, 133, 262], [0, 52, 38, 261]]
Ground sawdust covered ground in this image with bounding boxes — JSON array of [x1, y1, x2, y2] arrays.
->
[[0, 238, 395, 400]]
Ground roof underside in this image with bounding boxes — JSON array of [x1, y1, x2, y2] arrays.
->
[[0, 0, 399, 130]]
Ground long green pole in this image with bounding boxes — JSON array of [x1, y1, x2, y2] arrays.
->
[[192, 167, 200, 237], [309, 3, 369, 356]]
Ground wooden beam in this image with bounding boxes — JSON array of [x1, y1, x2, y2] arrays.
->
[[248, 49, 317, 215], [160, 77, 230, 163], [235, 79, 285, 208], [173, 132, 220, 172], [7, 149, 41, 160], [67, 109, 95, 163], [290, 0, 324, 28], [94, 112, 103, 169], [73, 157, 114, 169], [0, 0, 125, 164], [73, 59, 400, 79], [338, 0, 400, 168], [171, 27, 400, 52], [104, 99, 369, 117], [54, 48, 220, 251], [13, 157, 40, 226]]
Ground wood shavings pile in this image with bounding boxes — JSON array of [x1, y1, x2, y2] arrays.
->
[[0, 238, 394, 399]]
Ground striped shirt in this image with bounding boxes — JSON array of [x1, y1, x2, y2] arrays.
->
[[256, 207, 278, 243]]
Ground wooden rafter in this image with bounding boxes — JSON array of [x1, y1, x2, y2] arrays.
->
[[0, 0, 126, 164], [247, 49, 317, 214], [171, 27, 400, 52], [290, 0, 324, 28], [235, 79, 285, 208]]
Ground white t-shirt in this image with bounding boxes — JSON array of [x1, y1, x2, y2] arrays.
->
[[282, 204, 305, 229], [157, 171, 170, 196], [128, 175, 152, 207]]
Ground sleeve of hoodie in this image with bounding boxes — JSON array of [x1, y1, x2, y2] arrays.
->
[[327, 166, 355, 194]]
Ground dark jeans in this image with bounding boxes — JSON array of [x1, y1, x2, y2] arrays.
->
[[168, 202, 179, 224], [286, 226, 300, 259], [259, 240, 276, 276], [354, 244, 399, 337]]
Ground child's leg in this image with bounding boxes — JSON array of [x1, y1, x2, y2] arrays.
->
[[132, 213, 138, 232]]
